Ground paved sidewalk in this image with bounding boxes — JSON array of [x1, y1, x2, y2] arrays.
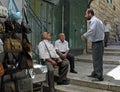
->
[[55, 45, 120, 92], [55, 61, 120, 92], [75, 54, 120, 65]]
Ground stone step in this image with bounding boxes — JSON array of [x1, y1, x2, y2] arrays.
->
[[104, 48, 120, 52], [87, 50, 120, 56], [68, 77, 120, 92], [55, 84, 112, 92], [43, 61, 120, 92], [75, 55, 120, 65], [66, 62, 120, 92], [89, 47, 120, 52]]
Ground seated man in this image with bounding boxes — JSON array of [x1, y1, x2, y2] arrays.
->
[[55, 33, 77, 73], [38, 32, 69, 92]]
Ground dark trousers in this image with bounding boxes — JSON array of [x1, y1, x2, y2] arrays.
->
[[46, 60, 69, 92], [92, 41, 104, 78], [58, 52, 75, 71], [104, 32, 109, 46]]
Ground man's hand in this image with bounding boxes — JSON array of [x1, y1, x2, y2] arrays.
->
[[47, 58, 57, 66], [51, 60, 57, 66], [62, 54, 67, 59], [81, 35, 85, 40], [58, 58, 62, 63]]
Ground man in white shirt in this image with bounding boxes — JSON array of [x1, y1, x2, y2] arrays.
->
[[55, 33, 77, 73], [38, 32, 69, 92], [81, 9, 104, 81], [103, 19, 111, 47]]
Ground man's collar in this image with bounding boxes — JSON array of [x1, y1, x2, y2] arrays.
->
[[43, 39, 50, 43], [89, 16, 95, 24], [59, 39, 65, 43], [90, 16, 95, 21]]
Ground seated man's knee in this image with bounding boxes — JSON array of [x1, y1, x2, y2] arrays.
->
[[61, 60, 69, 67], [48, 67, 54, 73], [67, 53, 74, 59]]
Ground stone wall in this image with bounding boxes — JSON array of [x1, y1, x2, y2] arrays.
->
[[91, 0, 120, 43], [87, 0, 120, 49]]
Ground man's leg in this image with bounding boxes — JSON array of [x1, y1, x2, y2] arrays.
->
[[57, 60, 69, 84], [57, 52, 65, 60], [66, 53, 77, 73], [46, 62, 55, 92], [104, 32, 109, 47], [92, 41, 104, 80]]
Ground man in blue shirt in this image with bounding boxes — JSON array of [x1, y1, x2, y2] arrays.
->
[[81, 9, 104, 81]]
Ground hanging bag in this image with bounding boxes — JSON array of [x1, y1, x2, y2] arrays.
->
[[0, 39, 4, 53], [8, 0, 22, 20], [4, 19, 21, 33], [3, 53, 20, 74], [22, 33, 32, 52], [18, 51, 33, 69], [0, 20, 5, 33], [0, 62, 4, 76], [21, 8, 32, 34], [3, 37, 23, 53], [0, 2, 8, 18]]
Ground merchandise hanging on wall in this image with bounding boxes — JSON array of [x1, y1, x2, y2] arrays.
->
[[8, 0, 22, 20]]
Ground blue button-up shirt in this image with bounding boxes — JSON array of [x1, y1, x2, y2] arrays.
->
[[83, 16, 105, 42]]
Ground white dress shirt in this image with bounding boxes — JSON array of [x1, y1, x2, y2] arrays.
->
[[83, 16, 105, 42], [38, 40, 59, 59], [104, 23, 111, 32], [55, 39, 69, 52]]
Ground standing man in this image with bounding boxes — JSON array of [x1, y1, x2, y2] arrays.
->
[[103, 19, 111, 47], [38, 32, 69, 92], [55, 33, 77, 73], [81, 9, 104, 81]]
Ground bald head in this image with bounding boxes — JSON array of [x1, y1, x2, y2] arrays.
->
[[59, 33, 65, 42], [41, 32, 51, 40]]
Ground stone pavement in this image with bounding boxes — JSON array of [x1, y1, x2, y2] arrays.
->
[[75, 45, 120, 65], [55, 61, 120, 92], [54, 45, 120, 92]]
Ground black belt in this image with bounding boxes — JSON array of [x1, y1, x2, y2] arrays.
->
[[40, 59, 46, 62], [92, 40, 103, 43], [41, 58, 58, 62]]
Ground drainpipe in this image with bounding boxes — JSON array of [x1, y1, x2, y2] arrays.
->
[[62, 5, 64, 33]]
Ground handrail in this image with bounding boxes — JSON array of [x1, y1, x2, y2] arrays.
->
[[24, 0, 48, 32]]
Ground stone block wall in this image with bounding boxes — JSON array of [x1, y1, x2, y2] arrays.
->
[[87, 0, 120, 49], [91, 0, 120, 42]]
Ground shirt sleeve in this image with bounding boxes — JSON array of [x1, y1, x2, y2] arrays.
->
[[66, 41, 70, 51], [55, 41, 59, 50], [38, 42, 50, 59], [83, 20, 96, 38]]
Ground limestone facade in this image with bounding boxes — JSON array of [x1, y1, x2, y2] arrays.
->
[[87, 0, 120, 49], [91, 0, 120, 42]]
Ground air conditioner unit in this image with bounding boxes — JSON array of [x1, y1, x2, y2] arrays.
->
[[43, 0, 59, 5]]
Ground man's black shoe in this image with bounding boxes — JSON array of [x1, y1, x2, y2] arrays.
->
[[92, 77, 104, 81], [87, 75, 97, 78], [57, 80, 69, 85], [70, 70, 78, 74]]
